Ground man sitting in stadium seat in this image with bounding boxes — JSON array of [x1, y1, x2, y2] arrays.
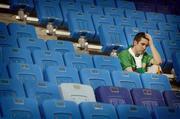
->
[[118, 32, 162, 73]]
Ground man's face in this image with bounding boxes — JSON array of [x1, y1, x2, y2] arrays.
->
[[134, 38, 149, 55]]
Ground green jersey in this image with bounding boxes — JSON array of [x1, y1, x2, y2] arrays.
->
[[118, 48, 153, 73]]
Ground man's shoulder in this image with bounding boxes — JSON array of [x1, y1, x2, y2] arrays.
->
[[118, 49, 131, 58]]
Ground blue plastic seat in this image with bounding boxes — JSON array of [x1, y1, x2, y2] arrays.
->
[[76, 0, 94, 5], [45, 66, 80, 85], [114, 16, 136, 28], [32, 50, 65, 73], [169, 32, 180, 41], [18, 38, 47, 53], [8, 63, 44, 83], [35, 0, 63, 27], [2, 47, 33, 65], [136, 20, 158, 30], [166, 14, 180, 23], [8, 23, 37, 39], [158, 22, 178, 32], [82, 4, 104, 15], [116, 1, 136, 10], [99, 24, 128, 52], [0, 36, 18, 48], [67, 11, 95, 40], [153, 107, 180, 119], [103, 7, 125, 18], [145, 12, 166, 23], [131, 88, 166, 113], [0, 97, 41, 119], [163, 90, 180, 109], [0, 22, 9, 40], [148, 29, 169, 40], [172, 53, 180, 83], [41, 99, 82, 119], [10, 0, 34, 12], [64, 53, 94, 70], [46, 40, 75, 54], [79, 68, 113, 90], [141, 73, 172, 92], [111, 71, 143, 90], [80, 102, 118, 119], [60, 1, 82, 27], [116, 104, 152, 119], [24, 80, 61, 105], [124, 26, 147, 46], [125, 9, 146, 20], [95, 86, 133, 105], [93, 55, 122, 71], [0, 78, 25, 97], [92, 14, 114, 41], [94, 0, 116, 7], [0, 63, 9, 78]]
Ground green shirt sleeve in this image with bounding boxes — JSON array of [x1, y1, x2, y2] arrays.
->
[[142, 52, 153, 66]]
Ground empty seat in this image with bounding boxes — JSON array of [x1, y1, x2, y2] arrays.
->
[[172, 53, 180, 83], [64, 53, 94, 70], [0, 78, 25, 97], [92, 14, 114, 41], [18, 38, 47, 52], [153, 107, 180, 119], [95, 86, 133, 105], [8, 23, 37, 39], [116, 1, 136, 10], [35, 0, 63, 27], [2, 47, 33, 65], [163, 90, 180, 108], [148, 29, 169, 40], [136, 20, 158, 30], [158, 22, 178, 32], [116, 104, 152, 119], [99, 24, 128, 52], [93, 55, 122, 71], [0, 22, 9, 40], [131, 88, 165, 113], [76, 0, 94, 5], [41, 99, 82, 119], [0, 63, 9, 78], [8, 63, 44, 83], [145, 12, 166, 23], [135, 2, 156, 12], [59, 83, 96, 104], [9, 0, 34, 12], [141, 73, 171, 92], [166, 14, 180, 23], [24, 80, 61, 104], [161, 40, 180, 73], [114, 16, 136, 28], [95, 0, 116, 7], [80, 102, 118, 119], [169, 32, 180, 41], [32, 50, 64, 73], [45, 66, 80, 85], [103, 7, 125, 18], [125, 9, 146, 20], [0, 97, 41, 119], [46, 40, 75, 54], [79, 68, 113, 90], [0, 36, 18, 48], [67, 11, 95, 40], [82, 4, 104, 15], [124, 26, 147, 46], [60, 1, 82, 27], [111, 71, 143, 90]]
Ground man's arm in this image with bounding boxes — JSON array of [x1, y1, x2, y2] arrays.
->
[[145, 34, 162, 65]]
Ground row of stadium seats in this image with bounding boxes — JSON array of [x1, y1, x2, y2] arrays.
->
[[0, 96, 179, 119]]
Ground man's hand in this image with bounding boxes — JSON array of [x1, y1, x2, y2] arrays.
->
[[145, 33, 153, 46]]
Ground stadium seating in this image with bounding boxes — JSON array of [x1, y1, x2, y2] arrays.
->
[[80, 102, 118, 119], [145, 12, 166, 23], [99, 24, 128, 52], [93, 55, 122, 71], [0, 63, 9, 78], [0, 37, 18, 48], [141, 73, 172, 92], [45, 66, 80, 84], [172, 53, 180, 83], [79, 68, 113, 90], [82, 4, 104, 15], [95, 0, 116, 7], [64, 53, 94, 70], [8, 63, 44, 83], [116, 104, 152, 119], [163, 90, 180, 109], [111, 71, 143, 90], [76, 0, 94, 5], [46, 40, 75, 54], [59, 83, 96, 104], [103, 7, 125, 18], [0, 97, 41, 119], [41, 99, 82, 119], [136, 20, 158, 30], [95, 86, 133, 105], [0, 78, 25, 97], [125, 9, 146, 20], [169, 32, 180, 41], [158, 22, 178, 32], [34, 0, 63, 27], [147, 29, 169, 40], [0, 22, 9, 40], [166, 14, 180, 24], [114, 16, 136, 28], [116, 0, 136, 10]]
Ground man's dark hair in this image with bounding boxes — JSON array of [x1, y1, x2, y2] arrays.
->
[[133, 32, 149, 43]]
